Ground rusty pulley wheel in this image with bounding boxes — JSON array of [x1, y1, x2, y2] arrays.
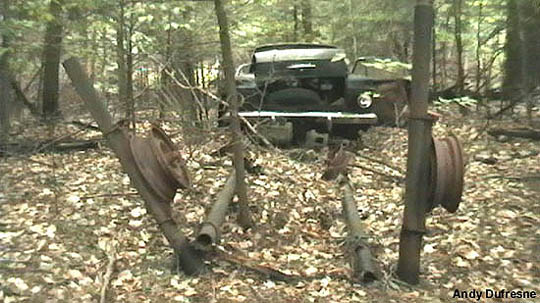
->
[[149, 126, 191, 189], [429, 135, 465, 213], [443, 135, 464, 212], [129, 127, 190, 202]]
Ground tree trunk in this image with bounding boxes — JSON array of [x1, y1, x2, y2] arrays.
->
[[0, 66, 13, 145], [519, 0, 540, 89], [41, 0, 64, 119], [126, 15, 135, 128], [214, 0, 253, 229], [502, 0, 524, 99], [116, 0, 128, 122], [453, 0, 465, 94], [301, 0, 314, 42], [475, 2, 483, 94], [349, 0, 358, 59], [0, 0, 13, 143], [293, 2, 299, 41], [432, 7, 437, 91], [159, 10, 174, 119], [519, 0, 540, 124], [440, 12, 451, 88], [169, 7, 199, 128]]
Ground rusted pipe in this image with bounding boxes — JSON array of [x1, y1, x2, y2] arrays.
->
[[196, 171, 236, 248], [397, 0, 434, 285], [341, 180, 377, 283]]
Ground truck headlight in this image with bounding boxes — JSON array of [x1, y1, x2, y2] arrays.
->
[[357, 92, 373, 108]]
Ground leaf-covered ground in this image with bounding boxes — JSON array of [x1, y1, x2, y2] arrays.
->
[[1, 105, 539, 302]]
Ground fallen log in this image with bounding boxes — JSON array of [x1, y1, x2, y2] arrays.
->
[[341, 178, 378, 283], [69, 120, 100, 131], [354, 152, 405, 175], [487, 127, 540, 140], [351, 163, 405, 183], [0, 138, 101, 157], [195, 171, 236, 249], [63, 57, 204, 275]]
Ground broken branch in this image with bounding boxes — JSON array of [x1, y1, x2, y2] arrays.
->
[[99, 250, 117, 303]]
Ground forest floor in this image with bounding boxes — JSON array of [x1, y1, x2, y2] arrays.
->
[[1, 104, 539, 303]]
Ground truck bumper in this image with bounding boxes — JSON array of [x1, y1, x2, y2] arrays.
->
[[237, 111, 378, 125]]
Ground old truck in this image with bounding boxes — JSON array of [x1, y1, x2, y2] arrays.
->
[[225, 43, 410, 145]]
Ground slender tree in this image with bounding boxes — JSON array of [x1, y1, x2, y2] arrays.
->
[[0, 0, 13, 141], [214, 0, 253, 229], [41, 0, 64, 119], [518, 0, 540, 89], [293, 1, 299, 41], [301, 0, 314, 42], [453, 0, 465, 94], [502, 0, 523, 98], [126, 12, 135, 127], [115, 0, 129, 124], [474, 1, 483, 93]]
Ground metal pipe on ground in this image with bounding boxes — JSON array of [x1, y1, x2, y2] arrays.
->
[[196, 171, 236, 248], [341, 179, 378, 283]]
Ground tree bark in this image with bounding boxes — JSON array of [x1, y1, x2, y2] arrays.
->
[[293, 2, 299, 41], [453, 0, 464, 94], [519, 0, 540, 89], [0, 0, 14, 143], [41, 0, 64, 119], [301, 0, 314, 42], [214, 0, 253, 229], [115, 0, 128, 125], [502, 0, 524, 99], [179, 7, 199, 126], [126, 15, 135, 128], [488, 128, 540, 140], [349, 0, 358, 59], [431, 7, 437, 91], [475, 2, 483, 94]]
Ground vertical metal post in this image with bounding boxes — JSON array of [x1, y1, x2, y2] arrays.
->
[[396, 0, 434, 285]]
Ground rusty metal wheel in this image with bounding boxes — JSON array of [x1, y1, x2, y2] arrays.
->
[[150, 127, 191, 190], [429, 135, 465, 213], [129, 127, 191, 203], [441, 135, 464, 212]]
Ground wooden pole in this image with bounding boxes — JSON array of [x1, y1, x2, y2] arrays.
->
[[396, 0, 434, 285], [63, 57, 204, 275]]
